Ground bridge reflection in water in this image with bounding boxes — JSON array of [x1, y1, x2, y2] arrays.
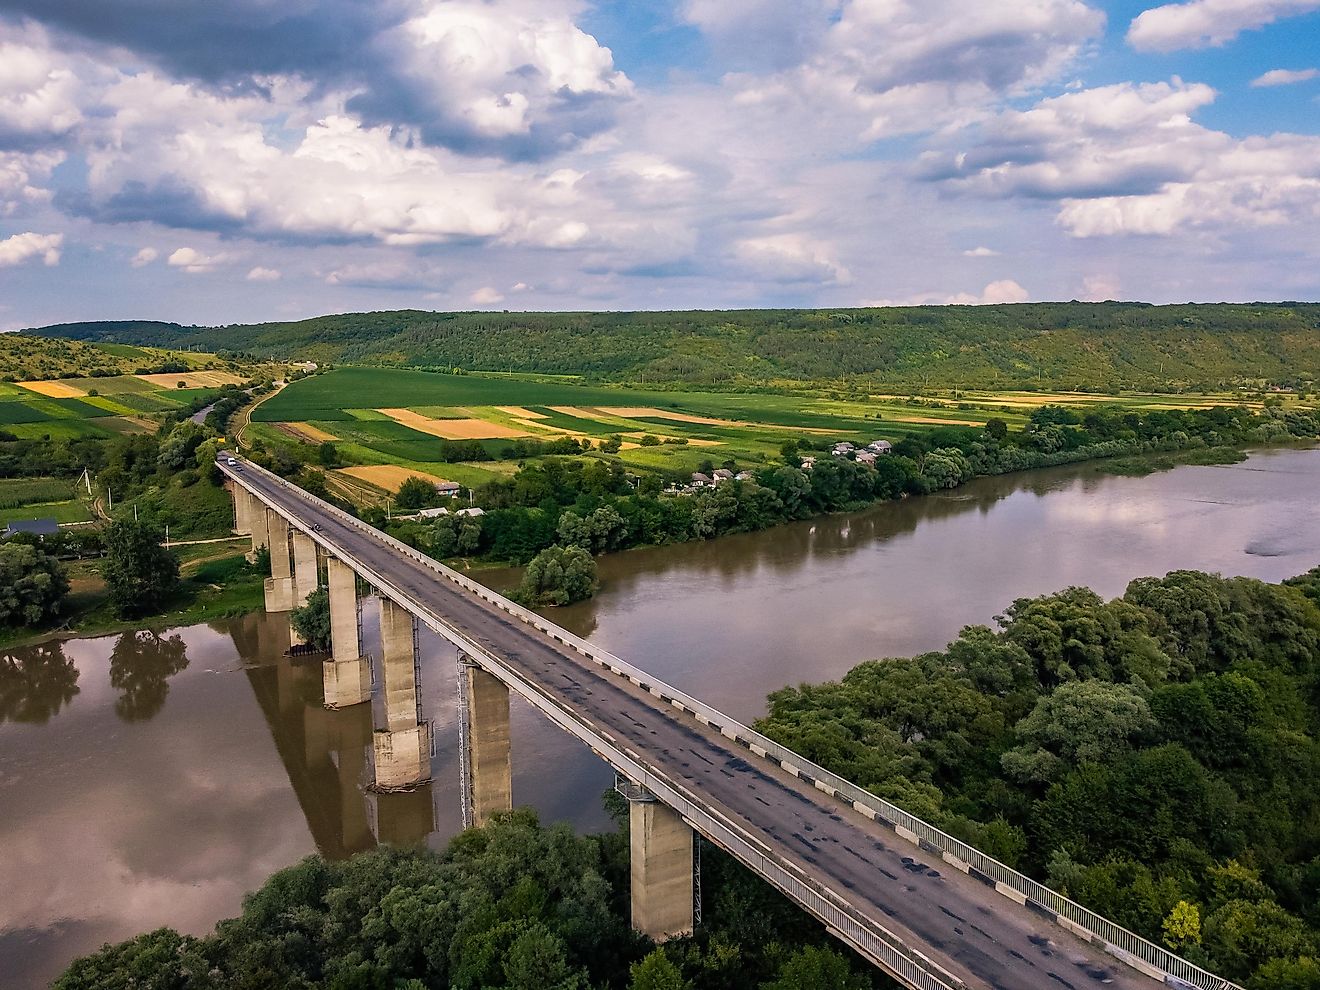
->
[[228, 609, 438, 857]]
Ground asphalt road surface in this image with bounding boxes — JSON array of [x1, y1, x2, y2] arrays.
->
[[229, 457, 1170, 990]]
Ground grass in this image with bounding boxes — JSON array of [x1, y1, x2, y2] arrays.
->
[[0, 477, 75, 509], [0, 499, 93, 525]]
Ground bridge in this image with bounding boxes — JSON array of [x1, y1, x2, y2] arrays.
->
[[219, 452, 1235, 990]]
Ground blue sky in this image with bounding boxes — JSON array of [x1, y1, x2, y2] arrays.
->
[[0, 0, 1318, 330]]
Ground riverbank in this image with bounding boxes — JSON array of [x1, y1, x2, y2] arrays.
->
[[0, 542, 264, 650]]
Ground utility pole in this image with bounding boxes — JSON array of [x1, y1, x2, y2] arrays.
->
[[107, 488, 113, 512], [81, 467, 92, 495]]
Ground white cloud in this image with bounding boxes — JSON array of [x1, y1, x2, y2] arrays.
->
[[724, 0, 1106, 141], [963, 246, 1000, 257], [358, 0, 633, 154], [1251, 67, 1320, 87], [734, 233, 852, 284], [1128, 0, 1320, 52], [0, 149, 61, 216], [470, 286, 504, 304], [863, 279, 1030, 305], [245, 266, 281, 281], [0, 31, 84, 143], [0, 231, 63, 267], [927, 79, 1320, 238], [1082, 274, 1122, 299], [131, 247, 158, 267], [167, 246, 235, 273]]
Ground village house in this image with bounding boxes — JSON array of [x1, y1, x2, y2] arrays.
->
[[735, 470, 754, 481], [855, 450, 877, 465], [799, 456, 816, 470], [690, 471, 713, 486], [3, 518, 59, 540], [712, 468, 735, 483], [831, 441, 855, 456], [867, 440, 893, 454]]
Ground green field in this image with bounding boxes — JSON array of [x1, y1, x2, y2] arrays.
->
[[246, 366, 1320, 500]]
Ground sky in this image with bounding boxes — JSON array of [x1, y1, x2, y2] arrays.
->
[[0, 0, 1319, 329]]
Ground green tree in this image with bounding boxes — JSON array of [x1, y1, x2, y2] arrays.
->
[[513, 545, 598, 606], [1164, 900, 1202, 951], [101, 518, 179, 618], [0, 539, 70, 626], [1001, 680, 1156, 785], [318, 441, 340, 466], [761, 945, 868, 990], [395, 476, 439, 509], [157, 421, 210, 470], [600, 435, 623, 454], [291, 586, 332, 651], [630, 949, 688, 990]]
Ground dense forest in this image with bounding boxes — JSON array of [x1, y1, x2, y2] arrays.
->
[[760, 567, 1320, 988], [28, 302, 1320, 391], [55, 806, 885, 990], [55, 567, 1320, 989]]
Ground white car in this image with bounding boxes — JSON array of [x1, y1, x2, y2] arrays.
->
[[226, 457, 237, 466]]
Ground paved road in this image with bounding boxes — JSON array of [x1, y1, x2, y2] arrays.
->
[[230, 460, 1166, 990]]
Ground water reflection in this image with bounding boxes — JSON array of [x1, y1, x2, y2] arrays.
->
[[0, 642, 79, 724], [108, 631, 189, 722]]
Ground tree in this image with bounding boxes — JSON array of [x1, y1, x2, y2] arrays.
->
[[157, 421, 209, 469], [629, 950, 688, 990], [1001, 680, 1156, 785], [317, 441, 340, 467], [513, 545, 598, 606], [761, 945, 868, 990], [395, 476, 439, 509], [985, 417, 1009, 441], [291, 587, 332, 651], [101, 518, 180, 618], [1164, 900, 1202, 951], [0, 539, 70, 627], [600, 435, 623, 454]]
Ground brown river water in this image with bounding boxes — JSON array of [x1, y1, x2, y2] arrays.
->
[[2, 447, 1318, 986]]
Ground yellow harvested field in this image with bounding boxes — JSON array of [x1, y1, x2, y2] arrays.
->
[[379, 408, 530, 439], [135, 370, 246, 388], [280, 422, 339, 442], [888, 415, 986, 426], [18, 380, 86, 397], [594, 406, 742, 426], [338, 465, 454, 492], [494, 405, 547, 419]]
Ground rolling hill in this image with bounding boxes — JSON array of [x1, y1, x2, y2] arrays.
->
[[25, 302, 1320, 391]]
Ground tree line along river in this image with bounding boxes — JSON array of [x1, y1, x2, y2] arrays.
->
[[1, 446, 1317, 987]]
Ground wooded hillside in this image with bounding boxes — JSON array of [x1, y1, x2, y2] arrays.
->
[[27, 302, 1320, 391]]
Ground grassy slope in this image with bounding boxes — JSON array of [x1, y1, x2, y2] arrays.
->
[[31, 303, 1320, 390]]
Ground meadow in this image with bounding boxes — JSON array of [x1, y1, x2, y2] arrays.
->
[[0, 476, 92, 526]]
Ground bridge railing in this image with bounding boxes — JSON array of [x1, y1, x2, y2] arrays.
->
[[228, 457, 1237, 990]]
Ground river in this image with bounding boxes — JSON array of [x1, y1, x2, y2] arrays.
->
[[2, 447, 1317, 986]]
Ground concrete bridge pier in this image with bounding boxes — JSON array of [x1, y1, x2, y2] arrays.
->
[[263, 510, 296, 613], [324, 556, 372, 709], [372, 599, 431, 791], [229, 484, 254, 536], [618, 780, 695, 942], [460, 657, 512, 825], [292, 529, 319, 607]]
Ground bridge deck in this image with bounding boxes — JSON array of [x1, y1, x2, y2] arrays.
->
[[229, 460, 1162, 990]]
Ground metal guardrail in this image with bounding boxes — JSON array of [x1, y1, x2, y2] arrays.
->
[[222, 456, 1238, 990]]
